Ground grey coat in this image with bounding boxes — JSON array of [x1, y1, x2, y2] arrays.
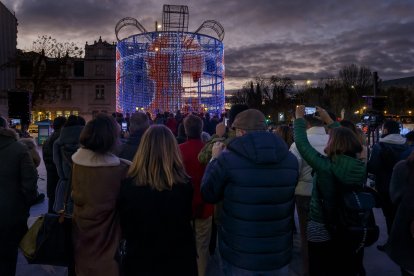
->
[[52, 125, 83, 213], [386, 159, 414, 272], [0, 128, 38, 242]]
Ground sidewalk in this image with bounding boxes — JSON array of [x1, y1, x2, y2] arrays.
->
[[15, 146, 400, 276]]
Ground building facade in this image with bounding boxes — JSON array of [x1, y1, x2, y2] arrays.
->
[[16, 37, 116, 122], [0, 2, 17, 118]]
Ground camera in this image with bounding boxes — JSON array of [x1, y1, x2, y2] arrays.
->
[[361, 112, 384, 128], [121, 122, 128, 131], [305, 107, 316, 115]]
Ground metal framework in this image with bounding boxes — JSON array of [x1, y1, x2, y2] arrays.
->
[[162, 5, 189, 32], [115, 5, 225, 115]]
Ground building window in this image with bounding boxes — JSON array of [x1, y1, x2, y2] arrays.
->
[[56, 111, 63, 117], [95, 64, 104, 76], [95, 85, 105, 100], [64, 111, 71, 118], [74, 61, 84, 77], [72, 111, 79, 116], [62, 85, 71, 100], [98, 49, 103, 56]]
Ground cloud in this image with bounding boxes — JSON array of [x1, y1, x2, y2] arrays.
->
[[3, 0, 414, 86]]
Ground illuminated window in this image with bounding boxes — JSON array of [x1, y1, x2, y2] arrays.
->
[[56, 111, 63, 117], [95, 85, 105, 100], [72, 111, 79, 116], [64, 111, 71, 118]]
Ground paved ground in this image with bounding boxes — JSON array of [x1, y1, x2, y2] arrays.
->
[[16, 146, 401, 276]]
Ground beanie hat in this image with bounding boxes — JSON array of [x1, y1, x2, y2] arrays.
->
[[231, 109, 266, 131]]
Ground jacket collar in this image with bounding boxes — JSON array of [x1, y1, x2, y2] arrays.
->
[[0, 127, 19, 140], [72, 147, 131, 167], [307, 126, 327, 135], [379, 134, 406, 145]]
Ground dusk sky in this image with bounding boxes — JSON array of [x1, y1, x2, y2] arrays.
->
[[3, 0, 414, 90]]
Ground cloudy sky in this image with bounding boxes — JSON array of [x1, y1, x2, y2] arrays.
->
[[3, 0, 414, 89]]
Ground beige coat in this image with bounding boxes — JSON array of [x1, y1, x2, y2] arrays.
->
[[71, 148, 130, 276]]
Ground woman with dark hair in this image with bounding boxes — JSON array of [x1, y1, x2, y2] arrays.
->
[[71, 113, 130, 276], [386, 151, 414, 275], [340, 120, 368, 162], [294, 106, 366, 276], [119, 125, 197, 276]]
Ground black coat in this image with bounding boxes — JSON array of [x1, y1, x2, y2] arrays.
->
[[118, 129, 146, 161], [0, 128, 38, 243], [386, 160, 414, 272], [119, 179, 197, 276]]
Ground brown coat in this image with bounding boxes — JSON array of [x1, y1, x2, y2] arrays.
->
[[71, 148, 130, 276]]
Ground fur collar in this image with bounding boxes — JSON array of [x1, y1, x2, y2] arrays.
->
[[72, 147, 131, 167], [0, 127, 19, 140]]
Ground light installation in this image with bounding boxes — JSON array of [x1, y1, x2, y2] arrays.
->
[[115, 5, 225, 115]]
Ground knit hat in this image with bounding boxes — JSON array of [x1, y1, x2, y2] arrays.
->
[[231, 109, 266, 131]]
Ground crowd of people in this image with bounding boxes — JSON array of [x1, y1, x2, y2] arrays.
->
[[0, 104, 414, 276]]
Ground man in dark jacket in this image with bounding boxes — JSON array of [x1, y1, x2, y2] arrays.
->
[[42, 116, 67, 213], [0, 116, 38, 275], [368, 120, 408, 239], [201, 109, 298, 274], [118, 112, 149, 161]]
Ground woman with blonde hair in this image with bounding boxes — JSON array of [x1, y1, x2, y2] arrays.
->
[[119, 125, 197, 276]]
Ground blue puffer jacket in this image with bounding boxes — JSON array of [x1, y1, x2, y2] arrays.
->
[[201, 131, 298, 271]]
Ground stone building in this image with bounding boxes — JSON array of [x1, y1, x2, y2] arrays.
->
[[0, 2, 17, 118], [16, 37, 116, 122]]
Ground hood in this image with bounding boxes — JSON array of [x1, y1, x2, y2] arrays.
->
[[72, 147, 131, 167], [19, 138, 37, 149], [330, 155, 366, 185], [227, 131, 288, 164], [59, 125, 84, 144], [0, 128, 19, 150], [379, 134, 406, 145]]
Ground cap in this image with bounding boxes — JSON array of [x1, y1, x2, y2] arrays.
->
[[231, 109, 267, 131]]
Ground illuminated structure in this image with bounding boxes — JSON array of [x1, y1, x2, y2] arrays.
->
[[115, 5, 225, 114]]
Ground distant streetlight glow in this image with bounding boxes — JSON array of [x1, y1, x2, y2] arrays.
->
[[306, 80, 311, 85]]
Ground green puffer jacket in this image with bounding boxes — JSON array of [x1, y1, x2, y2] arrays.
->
[[293, 118, 367, 224], [197, 129, 236, 164]]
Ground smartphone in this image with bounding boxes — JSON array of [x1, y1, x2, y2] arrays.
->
[[305, 107, 316, 115], [224, 118, 229, 127], [121, 122, 127, 131]]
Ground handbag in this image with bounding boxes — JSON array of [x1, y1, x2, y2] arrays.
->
[[20, 160, 74, 266], [19, 213, 73, 266]]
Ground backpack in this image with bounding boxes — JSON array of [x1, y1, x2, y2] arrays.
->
[[323, 177, 380, 252]]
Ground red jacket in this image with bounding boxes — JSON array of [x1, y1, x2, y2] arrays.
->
[[179, 139, 213, 219]]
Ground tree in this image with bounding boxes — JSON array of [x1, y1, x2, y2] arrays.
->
[[32, 35, 83, 58]]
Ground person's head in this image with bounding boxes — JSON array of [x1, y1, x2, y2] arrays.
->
[[128, 125, 189, 191], [129, 112, 149, 134], [340, 120, 365, 145], [231, 109, 267, 137], [53, 116, 67, 131], [273, 125, 293, 147], [304, 114, 324, 128], [405, 131, 414, 145], [177, 122, 186, 138], [324, 127, 363, 158], [228, 104, 249, 128], [0, 116, 7, 128], [80, 113, 120, 154], [64, 115, 85, 127], [183, 114, 203, 139], [382, 120, 400, 136]]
